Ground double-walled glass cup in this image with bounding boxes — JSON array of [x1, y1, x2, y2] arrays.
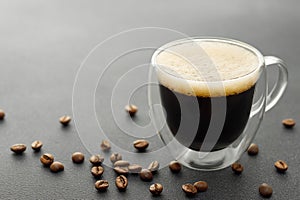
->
[[149, 37, 288, 171]]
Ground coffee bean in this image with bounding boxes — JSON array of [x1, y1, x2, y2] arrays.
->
[[50, 161, 64, 173], [247, 143, 259, 155], [0, 109, 5, 120], [100, 140, 111, 151], [114, 166, 129, 175], [169, 161, 181, 173], [231, 162, 244, 174], [115, 175, 128, 191], [114, 160, 130, 168], [282, 118, 296, 128], [89, 155, 104, 166], [59, 115, 71, 126], [182, 183, 197, 196], [95, 180, 109, 191], [149, 183, 163, 195], [274, 160, 288, 173], [193, 181, 208, 192], [139, 169, 153, 181], [91, 166, 104, 178], [128, 164, 142, 174], [40, 153, 54, 166], [72, 152, 85, 164], [31, 140, 43, 151], [148, 161, 159, 173], [133, 139, 149, 151], [110, 153, 122, 164], [259, 183, 273, 198], [10, 144, 26, 154], [125, 104, 138, 116]]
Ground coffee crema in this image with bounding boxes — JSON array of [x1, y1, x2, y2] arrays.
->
[[155, 40, 259, 97]]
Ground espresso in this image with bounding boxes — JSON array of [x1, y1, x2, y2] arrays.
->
[[159, 84, 255, 151], [155, 39, 259, 151]]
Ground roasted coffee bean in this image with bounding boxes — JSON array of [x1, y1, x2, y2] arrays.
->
[[114, 166, 129, 175], [128, 164, 142, 173], [247, 143, 259, 155], [182, 183, 197, 196], [114, 160, 130, 167], [40, 153, 54, 166], [274, 160, 288, 173], [110, 153, 122, 164], [0, 109, 5, 120], [133, 139, 149, 151], [89, 155, 104, 165], [148, 161, 159, 173], [169, 161, 181, 173], [50, 161, 64, 172], [100, 140, 111, 151], [139, 169, 153, 181], [125, 104, 138, 116], [59, 115, 71, 126], [91, 166, 104, 178], [282, 118, 296, 128], [95, 180, 109, 191], [31, 140, 43, 151], [259, 183, 273, 198], [149, 183, 163, 195], [231, 162, 244, 174], [72, 152, 85, 164], [10, 144, 26, 154], [115, 175, 128, 191], [193, 181, 208, 192]]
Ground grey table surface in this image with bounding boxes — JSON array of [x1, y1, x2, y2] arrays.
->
[[0, 0, 299, 199]]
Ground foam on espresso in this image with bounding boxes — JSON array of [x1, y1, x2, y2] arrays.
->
[[155, 40, 260, 97]]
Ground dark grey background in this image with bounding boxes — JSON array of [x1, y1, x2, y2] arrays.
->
[[0, 0, 299, 199]]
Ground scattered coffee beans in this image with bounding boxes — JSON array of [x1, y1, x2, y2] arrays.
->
[[128, 164, 142, 173], [133, 139, 149, 151], [274, 160, 288, 173], [100, 140, 111, 151], [40, 153, 54, 166], [59, 115, 71, 126], [149, 183, 163, 195], [114, 160, 130, 167], [259, 183, 273, 198], [139, 169, 153, 181], [115, 175, 128, 191], [231, 162, 244, 174], [182, 183, 197, 196], [110, 153, 122, 164], [0, 109, 5, 120], [72, 152, 85, 164], [91, 166, 104, 178], [114, 166, 129, 175], [282, 118, 296, 128], [193, 181, 208, 192], [125, 104, 138, 116], [247, 143, 259, 155], [89, 155, 104, 165], [148, 161, 159, 173], [10, 144, 26, 154], [50, 161, 64, 173], [31, 140, 43, 151], [95, 180, 109, 191], [169, 161, 181, 173]]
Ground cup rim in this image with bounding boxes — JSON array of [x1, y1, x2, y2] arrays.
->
[[151, 37, 264, 84]]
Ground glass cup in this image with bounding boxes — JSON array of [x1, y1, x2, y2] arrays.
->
[[149, 37, 288, 171]]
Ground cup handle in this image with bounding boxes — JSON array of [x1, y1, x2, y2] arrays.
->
[[264, 56, 288, 112]]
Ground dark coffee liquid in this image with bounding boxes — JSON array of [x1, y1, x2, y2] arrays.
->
[[159, 84, 255, 151]]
